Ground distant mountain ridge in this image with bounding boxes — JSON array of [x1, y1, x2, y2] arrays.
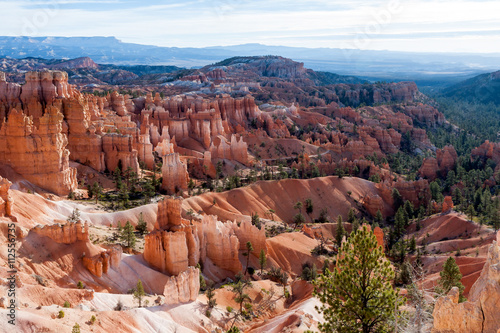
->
[[1, 36, 500, 84], [0, 55, 365, 89], [442, 70, 500, 104]]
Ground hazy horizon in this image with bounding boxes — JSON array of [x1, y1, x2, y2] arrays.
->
[[2, 0, 500, 54]]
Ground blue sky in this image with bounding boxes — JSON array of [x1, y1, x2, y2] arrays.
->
[[2, 0, 500, 53]]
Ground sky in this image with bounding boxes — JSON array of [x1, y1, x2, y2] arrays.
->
[[1, 0, 500, 53]]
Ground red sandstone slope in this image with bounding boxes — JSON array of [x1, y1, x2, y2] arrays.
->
[[407, 212, 497, 296], [183, 176, 392, 224]]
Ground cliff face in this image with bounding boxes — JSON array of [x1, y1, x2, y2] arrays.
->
[[419, 145, 458, 180], [155, 139, 189, 195], [83, 246, 122, 278], [432, 231, 500, 333], [143, 198, 242, 276], [231, 219, 267, 256], [32, 221, 89, 244], [209, 134, 250, 166], [0, 107, 77, 195], [163, 267, 200, 305], [143, 198, 256, 304], [0, 71, 142, 193]]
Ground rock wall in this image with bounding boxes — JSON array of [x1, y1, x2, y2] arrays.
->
[[198, 215, 242, 274], [0, 71, 141, 191], [32, 221, 89, 244], [0, 107, 77, 195], [209, 134, 249, 165], [231, 219, 267, 256], [144, 198, 200, 275], [102, 134, 140, 173], [155, 139, 189, 195], [144, 198, 242, 278], [419, 145, 458, 180], [83, 246, 122, 278], [432, 231, 500, 333], [163, 267, 200, 305]]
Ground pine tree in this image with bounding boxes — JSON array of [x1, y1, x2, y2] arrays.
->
[[67, 208, 81, 223], [90, 181, 103, 204], [135, 213, 148, 235], [438, 257, 466, 302], [392, 188, 403, 210], [314, 225, 402, 333], [231, 276, 252, 316], [352, 218, 360, 234], [375, 209, 383, 225], [206, 284, 217, 309], [493, 209, 500, 231], [259, 249, 267, 274], [305, 198, 314, 221], [293, 213, 305, 229], [347, 208, 357, 223], [251, 212, 261, 229], [133, 279, 146, 307], [294, 201, 303, 215], [244, 241, 254, 275], [394, 207, 406, 239], [113, 166, 122, 190], [404, 200, 414, 219], [72, 323, 81, 333], [466, 205, 476, 222], [335, 215, 345, 247], [118, 182, 130, 209], [121, 221, 136, 248]]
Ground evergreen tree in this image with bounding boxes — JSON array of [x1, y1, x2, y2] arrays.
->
[[259, 249, 267, 274], [142, 180, 155, 203], [294, 201, 303, 215], [394, 207, 406, 239], [492, 209, 500, 231], [135, 212, 148, 235], [72, 323, 81, 333], [317, 208, 329, 223], [206, 284, 217, 309], [335, 215, 345, 247], [244, 241, 254, 275], [403, 200, 414, 219], [314, 226, 402, 333], [375, 209, 383, 225], [113, 166, 122, 190], [118, 182, 130, 209], [90, 181, 103, 204], [304, 198, 314, 221], [466, 205, 476, 222], [251, 212, 261, 229], [352, 218, 360, 234], [231, 276, 252, 316], [392, 188, 403, 210], [347, 208, 357, 223], [438, 257, 466, 302], [133, 279, 146, 307], [67, 208, 81, 223], [293, 213, 305, 230], [121, 221, 137, 248]]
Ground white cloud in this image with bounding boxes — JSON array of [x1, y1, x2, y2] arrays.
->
[[0, 0, 499, 52]]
